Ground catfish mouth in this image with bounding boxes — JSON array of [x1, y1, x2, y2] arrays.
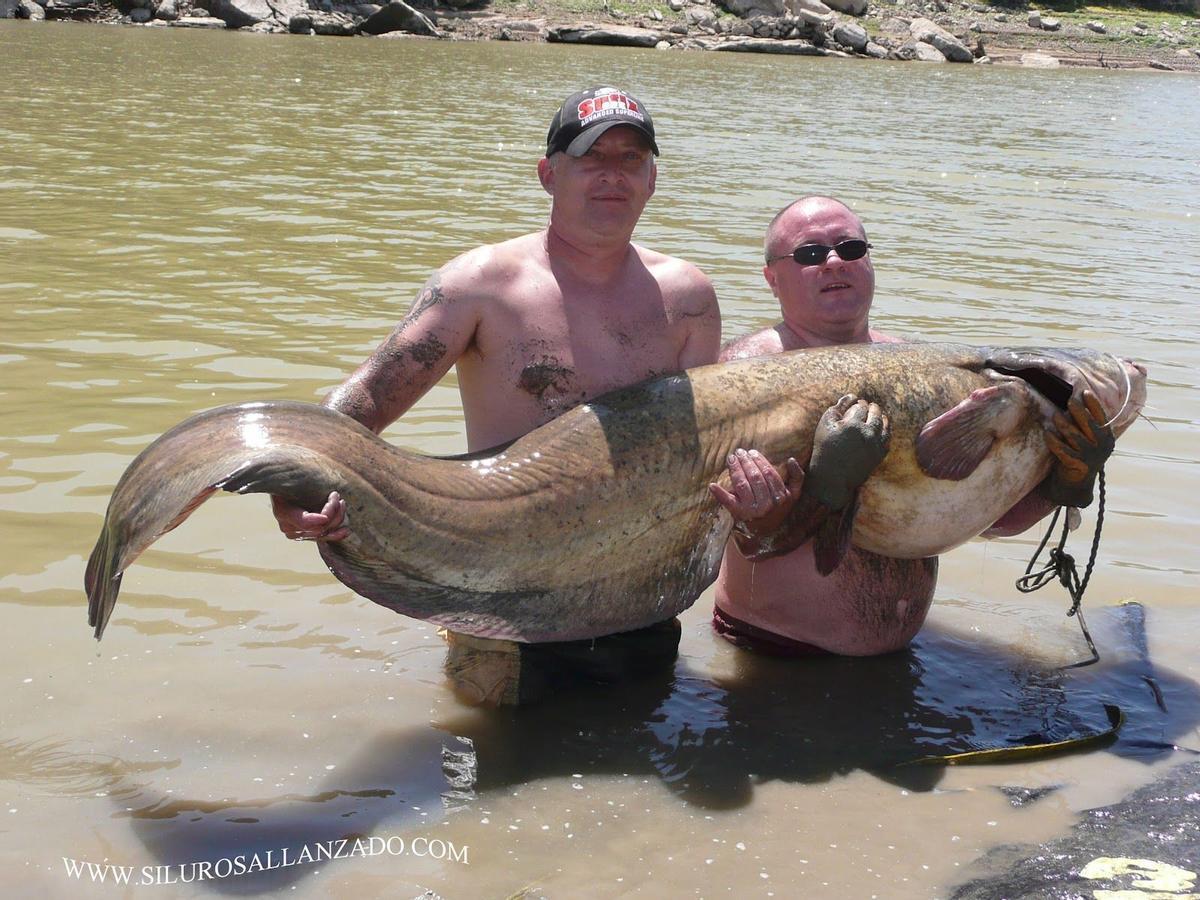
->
[[990, 364, 1073, 412], [982, 348, 1147, 434]]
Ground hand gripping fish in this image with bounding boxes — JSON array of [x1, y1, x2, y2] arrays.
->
[[85, 343, 1146, 643]]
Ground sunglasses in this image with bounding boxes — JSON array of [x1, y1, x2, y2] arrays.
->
[[767, 239, 872, 266]]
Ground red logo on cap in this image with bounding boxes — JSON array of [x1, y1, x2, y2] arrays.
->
[[577, 91, 641, 122]]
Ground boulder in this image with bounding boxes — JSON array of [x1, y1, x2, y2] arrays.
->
[[288, 10, 310, 30], [715, 37, 828, 53], [909, 17, 972, 62], [17, 0, 45, 17], [209, 0, 272, 26], [832, 20, 868, 50], [893, 39, 946, 61], [864, 39, 887, 57], [1019, 51, 1060, 67], [128, 4, 152, 19], [791, 6, 831, 28], [823, 0, 866, 15], [717, 0, 786, 18], [685, 6, 715, 28], [155, 0, 176, 17], [1040, 16, 1060, 31], [310, 11, 356, 33], [0, 0, 19, 16], [170, 14, 227, 25], [546, 24, 662, 47], [360, 0, 439, 35], [785, 0, 830, 15], [1027, 11, 1041, 29], [1131, 25, 1148, 37], [208, 0, 306, 26]]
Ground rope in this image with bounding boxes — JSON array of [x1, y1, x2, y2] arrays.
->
[[1015, 468, 1107, 668]]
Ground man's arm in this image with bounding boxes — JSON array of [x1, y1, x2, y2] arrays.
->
[[271, 261, 483, 542], [673, 264, 722, 370], [324, 267, 480, 432]]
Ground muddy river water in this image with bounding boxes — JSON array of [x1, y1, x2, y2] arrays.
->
[[2, 20, 1198, 898]]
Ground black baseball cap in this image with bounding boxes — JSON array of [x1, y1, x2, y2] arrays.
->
[[545, 87, 659, 158]]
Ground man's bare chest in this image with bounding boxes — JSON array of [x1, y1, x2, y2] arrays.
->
[[469, 300, 683, 411]]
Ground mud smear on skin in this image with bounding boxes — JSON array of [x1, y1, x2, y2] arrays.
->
[[517, 360, 574, 403], [406, 334, 447, 372]]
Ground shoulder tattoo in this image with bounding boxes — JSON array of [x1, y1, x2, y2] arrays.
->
[[408, 273, 448, 322]]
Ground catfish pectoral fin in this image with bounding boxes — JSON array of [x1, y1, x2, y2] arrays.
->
[[915, 384, 1022, 480], [216, 454, 334, 512]]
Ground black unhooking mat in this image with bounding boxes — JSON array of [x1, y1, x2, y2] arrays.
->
[[951, 758, 1200, 899]]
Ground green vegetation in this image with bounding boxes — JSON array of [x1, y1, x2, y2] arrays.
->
[[1005, 2, 1198, 48]]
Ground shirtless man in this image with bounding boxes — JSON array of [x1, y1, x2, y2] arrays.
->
[[271, 87, 721, 703], [708, 195, 1114, 657]]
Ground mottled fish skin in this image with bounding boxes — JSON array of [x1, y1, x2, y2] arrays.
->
[[84, 343, 1146, 643]]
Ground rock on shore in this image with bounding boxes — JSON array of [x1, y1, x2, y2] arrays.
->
[[4, 0, 1198, 74]]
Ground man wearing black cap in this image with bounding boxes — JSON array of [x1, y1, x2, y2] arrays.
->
[[271, 86, 721, 704]]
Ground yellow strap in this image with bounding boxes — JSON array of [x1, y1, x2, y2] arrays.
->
[[899, 703, 1124, 767]]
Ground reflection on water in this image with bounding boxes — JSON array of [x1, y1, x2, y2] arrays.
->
[[35, 604, 1200, 895], [2, 21, 1199, 897]]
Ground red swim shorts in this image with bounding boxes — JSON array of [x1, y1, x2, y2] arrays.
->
[[712, 605, 831, 658]]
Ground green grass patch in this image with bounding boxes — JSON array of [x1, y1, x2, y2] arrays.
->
[[981, 1, 1197, 44]]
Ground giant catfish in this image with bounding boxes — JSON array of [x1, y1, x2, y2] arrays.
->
[[85, 343, 1147, 643]]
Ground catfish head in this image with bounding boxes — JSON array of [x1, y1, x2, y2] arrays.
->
[[847, 345, 1148, 564], [981, 348, 1147, 438]]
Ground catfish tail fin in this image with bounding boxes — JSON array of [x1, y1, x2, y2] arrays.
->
[[83, 403, 348, 641]]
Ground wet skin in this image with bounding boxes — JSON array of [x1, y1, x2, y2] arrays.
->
[[271, 125, 720, 543], [711, 197, 1120, 656]]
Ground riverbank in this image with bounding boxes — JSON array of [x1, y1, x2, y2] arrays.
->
[[5, 0, 1200, 73]]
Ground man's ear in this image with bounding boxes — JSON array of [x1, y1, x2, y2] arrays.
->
[[537, 156, 555, 194], [763, 263, 779, 297]]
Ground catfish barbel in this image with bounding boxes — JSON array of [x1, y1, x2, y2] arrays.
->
[[85, 343, 1147, 643]]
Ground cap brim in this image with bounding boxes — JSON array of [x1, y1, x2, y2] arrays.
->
[[565, 120, 660, 157]]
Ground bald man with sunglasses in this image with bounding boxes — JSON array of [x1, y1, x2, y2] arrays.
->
[[707, 196, 1117, 657]]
